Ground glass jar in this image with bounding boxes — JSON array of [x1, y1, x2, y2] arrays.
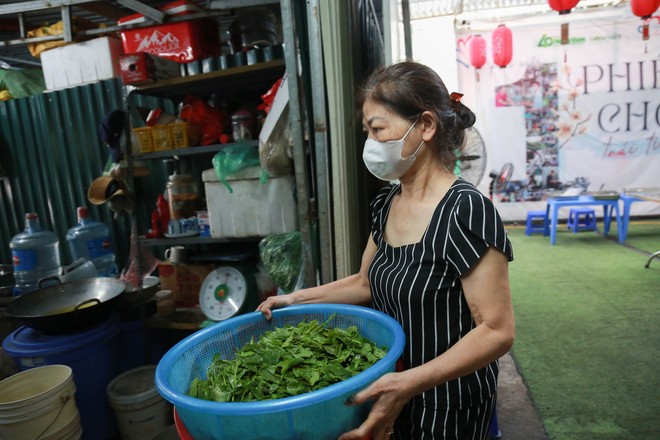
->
[[231, 110, 254, 141], [166, 173, 199, 220]]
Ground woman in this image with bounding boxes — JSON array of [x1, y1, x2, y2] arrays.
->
[[258, 61, 515, 440]]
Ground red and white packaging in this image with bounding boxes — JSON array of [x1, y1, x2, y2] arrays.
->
[[117, 0, 221, 63], [119, 52, 180, 85]]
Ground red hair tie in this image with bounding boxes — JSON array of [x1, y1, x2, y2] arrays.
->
[[449, 92, 464, 112]]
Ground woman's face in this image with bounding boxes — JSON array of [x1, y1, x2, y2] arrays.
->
[[362, 99, 421, 157]]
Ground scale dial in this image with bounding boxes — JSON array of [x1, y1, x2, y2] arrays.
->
[[199, 266, 248, 321]]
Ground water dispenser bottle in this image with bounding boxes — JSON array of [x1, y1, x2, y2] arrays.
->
[[66, 206, 118, 277], [10, 212, 61, 295]]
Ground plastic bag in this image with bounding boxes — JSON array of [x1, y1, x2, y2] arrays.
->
[[258, 76, 292, 176], [212, 144, 266, 193], [259, 105, 292, 176], [26, 18, 97, 57], [258, 232, 302, 294], [0, 69, 45, 99], [120, 229, 161, 290], [179, 95, 226, 146]]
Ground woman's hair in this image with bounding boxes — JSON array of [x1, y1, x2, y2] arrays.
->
[[358, 61, 476, 170]]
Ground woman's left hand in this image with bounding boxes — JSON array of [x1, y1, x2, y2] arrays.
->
[[338, 372, 410, 440]]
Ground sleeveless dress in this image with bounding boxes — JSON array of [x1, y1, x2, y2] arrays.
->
[[368, 179, 514, 439]]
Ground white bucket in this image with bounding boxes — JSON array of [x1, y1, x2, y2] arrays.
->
[[0, 364, 81, 440], [106, 365, 172, 440]]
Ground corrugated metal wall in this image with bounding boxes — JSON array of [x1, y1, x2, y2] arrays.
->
[[0, 79, 131, 268]]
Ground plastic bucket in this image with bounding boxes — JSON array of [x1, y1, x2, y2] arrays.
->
[[0, 364, 82, 440], [2, 314, 120, 440], [107, 365, 172, 440], [150, 424, 178, 440]]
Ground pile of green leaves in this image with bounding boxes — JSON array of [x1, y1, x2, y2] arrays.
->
[[187, 317, 387, 402]]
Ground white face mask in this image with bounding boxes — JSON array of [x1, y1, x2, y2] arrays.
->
[[362, 120, 424, 181]]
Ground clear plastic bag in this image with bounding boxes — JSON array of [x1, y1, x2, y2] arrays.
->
[[120, 229, 160, 290], [259, 105, 292, 176]]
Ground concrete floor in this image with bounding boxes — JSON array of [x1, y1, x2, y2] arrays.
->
[[494, 352, 548, 440]]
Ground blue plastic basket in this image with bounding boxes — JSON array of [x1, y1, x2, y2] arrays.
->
[[155, 304, 405, 440]]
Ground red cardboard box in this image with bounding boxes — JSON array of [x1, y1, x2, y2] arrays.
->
[[120, 52, 180, 85], [117, 0, 220, 63], [158, 261, 215, 307]]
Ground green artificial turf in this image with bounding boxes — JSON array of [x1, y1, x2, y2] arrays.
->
[[614, 221, 660, 255], [505, 221, 660, 440]]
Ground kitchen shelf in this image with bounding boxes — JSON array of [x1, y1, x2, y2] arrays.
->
[[138, 235, 262, 246], [126, 59, 286, 99], [133, 140, 258, 161], [122, 0, 319, 337]]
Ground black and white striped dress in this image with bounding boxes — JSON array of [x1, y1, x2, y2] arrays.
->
[[368, 179, 514, 438]]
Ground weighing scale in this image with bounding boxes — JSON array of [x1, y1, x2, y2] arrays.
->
[[194, 247, 259, 322]]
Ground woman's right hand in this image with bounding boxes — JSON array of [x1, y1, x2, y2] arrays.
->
[[256, 293, 296, 320]]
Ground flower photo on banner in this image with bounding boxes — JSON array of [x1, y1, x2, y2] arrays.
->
[[551, 63, 590, 150]]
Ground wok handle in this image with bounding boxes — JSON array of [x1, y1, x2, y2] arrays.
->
[[38, 276, 61, 288], [74, 298, 101, 311]]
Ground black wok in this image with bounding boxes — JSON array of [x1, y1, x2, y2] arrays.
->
[[6, 277, 126, 334]]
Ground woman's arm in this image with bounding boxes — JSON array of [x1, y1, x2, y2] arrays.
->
[[339, 246, 515, 440], [257, 235, 378, 319]]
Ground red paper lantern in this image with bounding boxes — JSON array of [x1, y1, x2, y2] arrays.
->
[[548, 0, 580, 14], [631, 0, 660, 19], [469, 35, 487, 69], [631, 0, 660, 42], [492, 25, 513, 68]]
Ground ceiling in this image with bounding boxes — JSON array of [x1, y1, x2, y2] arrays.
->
[[0, 0, 275, 68], [0, 0, 629, 69], [0, 1, 165, 67], [409, 0, 626, 19]]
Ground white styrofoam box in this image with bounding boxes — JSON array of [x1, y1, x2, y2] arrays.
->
[[41, 37, 123, 91], [202, 167, 298, 238]]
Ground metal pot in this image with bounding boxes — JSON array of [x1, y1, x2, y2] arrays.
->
[[120, 276, 160, 321], [5, 277, 126, 334], [228, 9, 279, 53], [0, 264, 14, 297]]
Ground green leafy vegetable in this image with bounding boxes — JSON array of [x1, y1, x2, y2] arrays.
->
[[187, 316, 387, 402]]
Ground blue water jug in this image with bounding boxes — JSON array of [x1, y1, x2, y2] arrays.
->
[[67, 207, 118, 277], [10, 212, 61, 295]]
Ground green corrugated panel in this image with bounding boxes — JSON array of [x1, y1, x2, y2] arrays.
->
[[0, 79, 133, 270]]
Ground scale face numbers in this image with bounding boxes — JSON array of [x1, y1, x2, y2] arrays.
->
[[199, 266, 248, 321]]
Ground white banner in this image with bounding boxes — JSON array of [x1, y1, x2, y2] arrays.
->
[[456, 8, 660, 220]]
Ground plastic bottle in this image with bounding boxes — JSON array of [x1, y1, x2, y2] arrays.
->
[[10, 212, 62, 295], [66, 206, 118, 277]]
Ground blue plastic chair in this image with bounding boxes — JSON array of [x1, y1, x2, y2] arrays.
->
[[525, 211, 547, 236], [567, 207, 597, 233]]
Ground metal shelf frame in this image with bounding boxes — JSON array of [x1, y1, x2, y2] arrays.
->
[[119, 0, 323, 291], [0, 0, 330, 289]]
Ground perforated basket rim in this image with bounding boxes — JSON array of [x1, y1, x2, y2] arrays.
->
[[155, 304, 405, 416]]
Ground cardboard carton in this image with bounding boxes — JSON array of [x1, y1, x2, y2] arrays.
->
[[119, 52, 180, 85], [158, 261, 215, 307]]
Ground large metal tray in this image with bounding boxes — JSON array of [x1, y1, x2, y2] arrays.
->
[[623, 187, 660, 196], [588, 191, 620, 200]]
